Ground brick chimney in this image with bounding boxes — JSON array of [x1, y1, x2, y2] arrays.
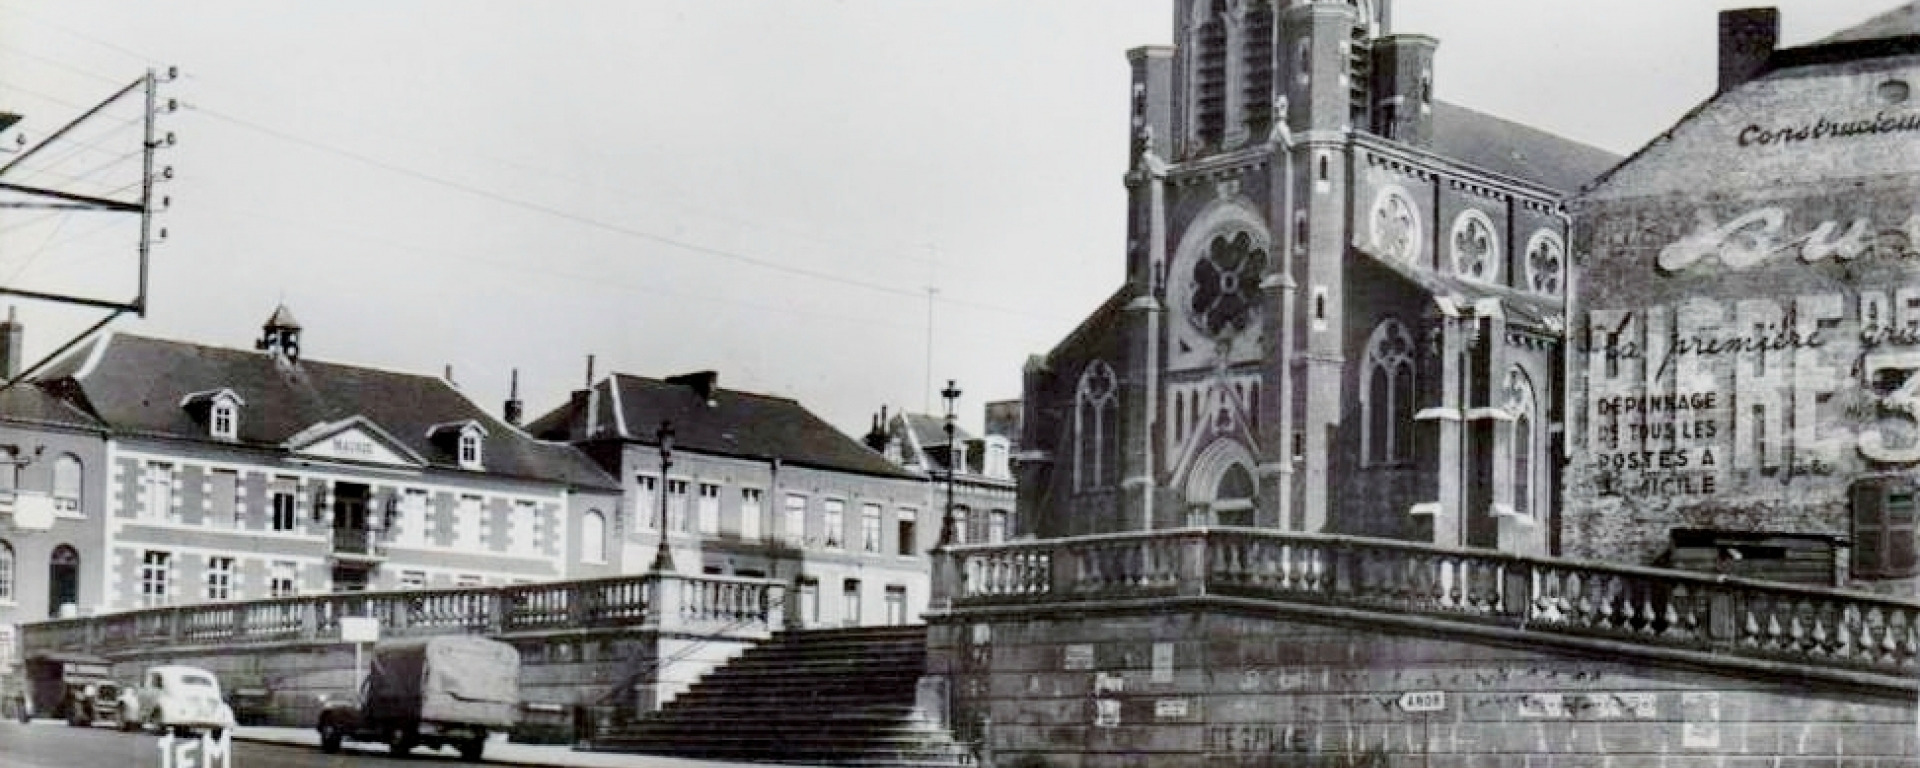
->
[[0, 306, 20, 381], [1719, 8, 1780, 94], [503, 368, 524, 426]]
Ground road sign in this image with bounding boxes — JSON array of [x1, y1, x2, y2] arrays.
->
[[1399, 690, 1446, 713], [340, 616, 379, 643]]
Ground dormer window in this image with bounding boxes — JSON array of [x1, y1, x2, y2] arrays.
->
[[427, 420, 489, 471], [180, 389, 246, 442]]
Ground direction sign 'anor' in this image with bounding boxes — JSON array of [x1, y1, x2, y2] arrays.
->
[[1399, 690, 1446, 713]]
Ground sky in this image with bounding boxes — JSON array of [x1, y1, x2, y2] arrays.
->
[[0, 0, 1903, 439]]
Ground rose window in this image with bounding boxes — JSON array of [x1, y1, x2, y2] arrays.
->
[[1526, 231, 1564, 294], [1188, 231, 1266, 339], [1370, 188, 1420, 263], [1450, 211, 1497, 280]]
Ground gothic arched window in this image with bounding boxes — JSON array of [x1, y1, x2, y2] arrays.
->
[[1362, 319, 1417, 465], [1243, 1, 1275, 131], [1075, 361, 1120, 491], [1505, 369, 1539, 519], [1193, 0, 1229, 148]]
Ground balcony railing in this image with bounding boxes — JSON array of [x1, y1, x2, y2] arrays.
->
[[946, 528, 1920, 679], [21, 572, 785, 657], [330, 527, 386, 559]]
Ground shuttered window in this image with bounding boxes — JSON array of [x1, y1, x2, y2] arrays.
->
[[1853, 477, 1919, 579]]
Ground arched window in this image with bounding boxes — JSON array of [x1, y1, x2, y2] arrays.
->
[[0, 540, 13, 603], [581, 510, 606, 564], [1362, 319, 1417, 465], [1505, 369, 1539, 518], [1242, 0, 1275, 130], [1193, 0, 1229, 148], [1075, 361, 1120, 491], [1525, 230, 1565, 295], [49, 545, 79, 617], [52, 454, 82, 513]]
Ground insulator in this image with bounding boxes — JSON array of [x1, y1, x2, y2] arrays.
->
[[160, 167, 174, 180], [163, 132, 176, 146]]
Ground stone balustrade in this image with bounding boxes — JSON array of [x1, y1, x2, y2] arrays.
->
[[21, 571, 786, 658], [947, 527, 1920, 677]]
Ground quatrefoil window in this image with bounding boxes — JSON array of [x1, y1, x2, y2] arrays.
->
[[1450, 210, 1498, 281], [1370, 187, 1421, 264], [1188, 231, 1266, 339], [1525, 230, 1565, 295]]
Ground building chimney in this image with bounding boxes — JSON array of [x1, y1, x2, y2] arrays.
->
[[1719, 8, 1779, 94], [504, 368, 524, 426], [0, 306, 21, 381], [863, 406, 890, 452], [444, 364, 455, 386], [585, 354, 596, 388]]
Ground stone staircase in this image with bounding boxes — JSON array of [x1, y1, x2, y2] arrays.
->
[[589, 624, 971, 767]]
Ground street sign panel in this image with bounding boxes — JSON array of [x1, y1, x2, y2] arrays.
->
[[1399, 690, 1446, 713], [339, 617, 380, 643]]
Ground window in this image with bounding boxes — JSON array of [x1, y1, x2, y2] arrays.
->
[[395, 489, 428, 547], [143, 462, 173, 521], [897, 509, 918, 556], [141, 550, 171, 608], [697, 483, 720, 535], [270, 477, 297, 532], [989, 510, 1008, 544], [783, 494, 806, 546], [456, 495, 484, 549], [952, 507, 971, 545], [0, 540, 13, 603], [48, 546, 78, 617], [666, 479, 689, 533], [1242, 0, 1274, 130], [861, 504, 882, 553], [1369, 187, 1422, 264], [797, 578, 818, 627], [1450, 209, 1499, 281], [269, 561, 297, 597], [823, 500, 845, 549], [1075, 361, 1120, 491], [205, 556, 233, 601], [582, 509, 607, 564], [512, 499, 539, 556], [398, 570, 426, 590], [842, 579, 862, 626], [1505, 369, 1538, 519], [1853, 477, 1920, 579], [739, 489, 763, 541], [1525, 230, 1565, 295], [211, 400, 237, 440], [209, 469, 237, 528], [1362, 319, 1417, 465], [51, 454, 80, 513], [1191, 0, 1227, 147], [635, 475, 658, 530], [885, 585, 908, 626], [457, 431, 481, 469]]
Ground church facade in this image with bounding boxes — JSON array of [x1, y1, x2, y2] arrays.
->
[[1016, 0, 1615, 552]]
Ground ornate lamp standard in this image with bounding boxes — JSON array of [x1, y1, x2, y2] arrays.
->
[[650, 421, 677, 573], [938, 379, 962, 548]]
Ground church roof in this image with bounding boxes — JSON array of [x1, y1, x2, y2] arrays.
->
[[1821, 1, 1920, 44], [36, 332, 617, 490], [527, 373, 918, 480], [1429, 101, 1621, 194], [1354, 243, 1565, 334]]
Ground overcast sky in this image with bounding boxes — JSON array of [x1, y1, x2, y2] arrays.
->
[[0, 1, 1900, 438]]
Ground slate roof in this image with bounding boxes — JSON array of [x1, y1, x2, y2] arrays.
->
[[526, 373, 918, 480], [1429, 100, 1621, 194], [1354, 242, 1566, 335], [36, 332, 617, 490], [1822, 1, 1920, 44], [0, 382, 104, 432]]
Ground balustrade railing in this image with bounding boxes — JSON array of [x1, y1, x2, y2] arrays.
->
[[949, 528, 1920, 677], [19, 572, 784, 658]]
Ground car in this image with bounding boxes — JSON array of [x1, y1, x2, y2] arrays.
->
[[125, 665, 236, 737], [66, 680, 138, 729]]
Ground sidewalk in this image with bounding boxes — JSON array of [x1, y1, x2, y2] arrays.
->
[[232, 725, 826, 768]]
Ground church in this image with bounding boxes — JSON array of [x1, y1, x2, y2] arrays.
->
[[1014, 0, 1616, 554]]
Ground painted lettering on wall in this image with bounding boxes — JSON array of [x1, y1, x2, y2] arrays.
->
[[1655, 205, 1920, 274], [1736, 111, 1920, 148]]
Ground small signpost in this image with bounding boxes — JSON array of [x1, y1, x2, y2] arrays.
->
[[1398, 691, 1445, 768], [339, 617, 380, 696]]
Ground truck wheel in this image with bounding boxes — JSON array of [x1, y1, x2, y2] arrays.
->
[[458, 736, 485, 762], [387, 728, 413, 757], [318, 723, 342, 754]]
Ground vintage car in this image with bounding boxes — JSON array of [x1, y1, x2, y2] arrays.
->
[[18, 652, 117, 725], [317, 636, 520, 762], [125, 665, 236, 736]]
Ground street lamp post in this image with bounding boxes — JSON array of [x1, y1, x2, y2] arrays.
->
[[938, 379, 962, 548], [650, 421, 676, 573]]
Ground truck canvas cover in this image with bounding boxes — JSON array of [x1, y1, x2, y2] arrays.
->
[[365, 636, 519, 729]]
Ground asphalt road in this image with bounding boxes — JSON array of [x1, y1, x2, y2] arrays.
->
[[0, 719, 498, 768]]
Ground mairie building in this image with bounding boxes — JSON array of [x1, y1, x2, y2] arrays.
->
[[0, 306, 623, 649], [1567, 4, 1920, 594], [1016, 0, 1615, 552]]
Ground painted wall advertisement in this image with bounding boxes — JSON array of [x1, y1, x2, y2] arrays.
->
[[1571, 182, 1920, 555]]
